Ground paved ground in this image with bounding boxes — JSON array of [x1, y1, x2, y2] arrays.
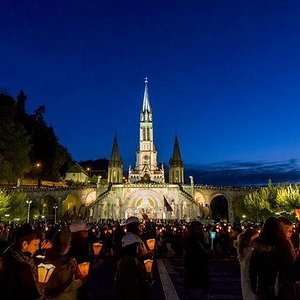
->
[[164, 257, 243, 300], [87, 256, 242, 300]]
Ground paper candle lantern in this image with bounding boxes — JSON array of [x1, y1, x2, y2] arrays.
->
[[78, 262, 90, 276], [38, 263, 55, 283], [146, 239, 156, 251], [144, 259, 153, 273], [295, 208, 300, 221], [93, 242, 103, 256]]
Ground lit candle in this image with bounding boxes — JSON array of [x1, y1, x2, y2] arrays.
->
[[146, 239, 156, 251], [78, 262, 90, 276], [93, 242, 103, 256], [144, 259, 153, 273]]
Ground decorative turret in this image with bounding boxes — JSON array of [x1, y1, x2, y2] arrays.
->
[[169, 135, 184, 184], [108, 135, 123, 183]]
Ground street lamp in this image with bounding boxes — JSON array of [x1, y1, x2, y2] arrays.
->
[[87, 167, 91, 177], [53, 204, 58, 224], [36, 162, 42, 187], [26, 200, 32, 223]]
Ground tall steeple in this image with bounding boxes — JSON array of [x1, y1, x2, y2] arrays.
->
[[169, 135, 184, 184], [108, 134, 123, 183], [142, 77, 151, 114], [128, 78, 165, 183], [110, 134, 122, 161], [172, 135, 182, 161]]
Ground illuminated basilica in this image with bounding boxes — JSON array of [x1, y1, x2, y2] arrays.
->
[[26, 79, 250, 223], [91, 78, 201, 220]]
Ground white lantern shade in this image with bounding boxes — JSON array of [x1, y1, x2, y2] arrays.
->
[[38, 263, 55, 283]]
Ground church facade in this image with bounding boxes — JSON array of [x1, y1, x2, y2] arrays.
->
[[90, 79, 203, 221], [18, 79, 254, 223]]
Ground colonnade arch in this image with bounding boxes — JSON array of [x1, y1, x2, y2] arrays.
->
[[210, 194, 229, 222], [61, 194, 82, 221], [40, 195, 57, 220]]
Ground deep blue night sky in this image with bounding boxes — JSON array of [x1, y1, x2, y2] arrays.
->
[[1, 1, 300, 184]]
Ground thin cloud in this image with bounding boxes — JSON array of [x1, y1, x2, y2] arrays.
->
[[184, 159, 300, 186]]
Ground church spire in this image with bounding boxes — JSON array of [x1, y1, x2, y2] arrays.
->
[[142, 77, 151, 113], [128, 78, 165, 183], [172, 135, 182, 162], [108, 134, 123, 184], [110, 134, 121, 162], [169, 135, 184, 184]]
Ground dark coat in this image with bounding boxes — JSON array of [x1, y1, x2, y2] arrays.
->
[[45, 254, 82, 300], [0, 248, 42, 300], [183, 235, 211, 290], [115, 254, 150, 300], [249, 239, 297, 300]]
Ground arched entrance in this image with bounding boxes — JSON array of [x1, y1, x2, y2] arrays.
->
[[40, 195, 57, 221], [210, 195, 229, 222], [62, 194, 82, 221], [124, 189, 164, 219]]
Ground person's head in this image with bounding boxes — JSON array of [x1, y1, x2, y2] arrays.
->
[[121, 233, 140, 255], [15, 223, 40, 256], [258, 217, 287, 246], [279, 217, 293, 239], [51, 227, 72, 255], [126, 216, 141, 235], [189, 221, 203, 235], [237, 228, 259, 259]]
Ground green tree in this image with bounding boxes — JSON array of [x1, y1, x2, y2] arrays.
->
[[244, 187, 274, 222], [275, 184, 300, 215], [0, 191, 9, 217], [6, 191, 30, 222], [0, 93, 32, 183], [0, 91, 73, 183]]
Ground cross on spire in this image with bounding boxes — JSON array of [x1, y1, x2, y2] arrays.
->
[[144, 76, 148, 85]]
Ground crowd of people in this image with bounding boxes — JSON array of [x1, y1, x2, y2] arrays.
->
[[0, 216, 300, 299]]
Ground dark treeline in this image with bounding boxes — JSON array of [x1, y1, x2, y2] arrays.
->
[[0, 90, 73, 184]]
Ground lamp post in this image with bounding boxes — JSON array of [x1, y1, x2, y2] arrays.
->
[[53, 204, 58, 224], [87, 167, 91, 183], [36, 162, 41, 187], [26, 200, 32, 223]]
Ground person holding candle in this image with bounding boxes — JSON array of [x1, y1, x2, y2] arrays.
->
[[124, 216, 152, 259], [44, 227, 86, 300], [1, 223, 44, 299], [115, 233, 150, 300]]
